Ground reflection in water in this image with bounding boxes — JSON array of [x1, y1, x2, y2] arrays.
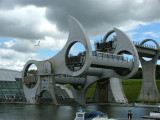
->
[[0, 104, 153, 120]]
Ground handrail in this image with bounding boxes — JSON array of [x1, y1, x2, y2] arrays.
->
[[133, 41, 157, 50]]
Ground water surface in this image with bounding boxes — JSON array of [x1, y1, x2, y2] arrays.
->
[[0, 104, 154, 120]]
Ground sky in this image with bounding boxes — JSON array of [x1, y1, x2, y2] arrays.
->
[[0, 0, 160, 71]]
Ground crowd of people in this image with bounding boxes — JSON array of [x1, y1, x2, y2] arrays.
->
[[0, 96, 26, 103]]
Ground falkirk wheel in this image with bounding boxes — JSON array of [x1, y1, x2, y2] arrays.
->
[[22, 16, 139, 105]]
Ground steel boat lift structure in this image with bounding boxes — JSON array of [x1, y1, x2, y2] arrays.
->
[[22, 16, 139, 105]]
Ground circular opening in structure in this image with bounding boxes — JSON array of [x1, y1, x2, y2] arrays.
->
[[24, 64, 38, 89], [115, 51, 134, 76], [142, 57, 152, 61], [103, 30, 116, 42], [66, 42, 86, 72], [72, 85, 84, 90], [106, 32, 116, 42], [96, 30, 116, 52], [141, 41, 157, 61]]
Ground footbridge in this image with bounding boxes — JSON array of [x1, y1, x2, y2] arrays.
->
[[22, 16, 159, 105], [134, 41, 158, 58]]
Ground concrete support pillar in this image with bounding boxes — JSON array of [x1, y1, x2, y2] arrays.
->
[[138, 60, 160, 101], [48, 76, 58, 105], [109, 78, 128, 103], [71, 87, 86, 105], [93, 78, 128, 103], [93, 79, 109, 103], [71, 76, 98, 105], [138, 39, 160, 101], [36, 75, 58, 105]]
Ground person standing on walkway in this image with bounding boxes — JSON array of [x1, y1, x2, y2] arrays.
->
[[128, 110, 132, 119]]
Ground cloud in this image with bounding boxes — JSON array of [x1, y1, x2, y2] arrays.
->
[[126, 31, 138, 41], [0, 5, 67, 53], [143, 31, 158, 38], [0, 40, 15, 49], [0, 47, 39, 71], [0, 0, 160, 71], [0, 5, 65, 40], [44, 0, 160, 36], [1, 0, 160, 38], [0, 36, 67, 55], [38, 36, 67, 51], [118, 20, 148, 32], [0, 36, 67, 71], [0, 6, 45, 39]]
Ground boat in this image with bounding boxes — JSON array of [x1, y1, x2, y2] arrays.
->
[[142, 107, 160, 119], [74, 107, 116, 120]]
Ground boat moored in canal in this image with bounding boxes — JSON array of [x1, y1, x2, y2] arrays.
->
[[74, 107, 116, 120], [142, 107, 160, 119]]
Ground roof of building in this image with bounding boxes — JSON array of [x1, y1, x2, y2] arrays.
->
[[0, 69, 22, 81]]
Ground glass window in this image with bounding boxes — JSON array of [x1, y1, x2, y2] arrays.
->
[[77, 114, 83, 117]]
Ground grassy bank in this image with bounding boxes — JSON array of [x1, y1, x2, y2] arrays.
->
[[86, 83, 96, 99], [122, 79, 160, 103], [85, 79, 160, 103], [122, 79, 142, 102]]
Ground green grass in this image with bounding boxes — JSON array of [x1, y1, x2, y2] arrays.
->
[[122, 79, 160, 103], [63, 83, 97, 99], [85, 79, 160, 103], [85, 83, 97, 99], [64, 84, 71, 89], [122, 79, 142, 102], [85, 79, 143, 102], [64, 79, 160, 103]]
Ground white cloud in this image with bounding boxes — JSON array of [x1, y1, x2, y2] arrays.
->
[[0, 5, 66, 40], [143, 31, 158, 38], [11, 39, 36, 53], [0, 36, 67, 71], [37, 19, 62, 37], [0, 40, 15, 48], [0, 48, 39, 71], [135, 0, 143, 4], [0, 0, 160, 71], [118, 20, 148, 32], [126, 32, 137, 40], [0, 4, 67, 68], [38, 36, 67, 51]]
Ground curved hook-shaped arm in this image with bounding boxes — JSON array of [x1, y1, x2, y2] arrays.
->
[[53, 16, 92, 76], [113, 28, 139, 79], [103, 30, 115, 43]]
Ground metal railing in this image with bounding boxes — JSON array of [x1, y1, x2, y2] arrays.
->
[[133, 41, 157, 50], [94, 52, 134, 62]]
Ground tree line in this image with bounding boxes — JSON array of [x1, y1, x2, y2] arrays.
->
[[131, 65, 160, 79]]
